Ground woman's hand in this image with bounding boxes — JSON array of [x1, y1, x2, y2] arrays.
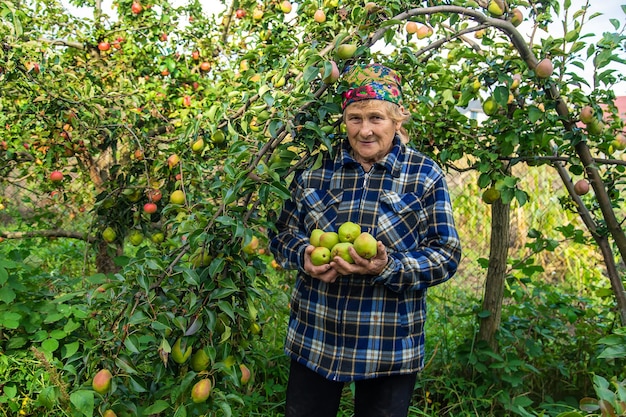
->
[[304, 241, 389, 283], [331, 241, 388, 277], [303, 245, 341, 283]]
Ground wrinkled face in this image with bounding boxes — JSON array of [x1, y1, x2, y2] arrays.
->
[[343, 100, 402, 168]]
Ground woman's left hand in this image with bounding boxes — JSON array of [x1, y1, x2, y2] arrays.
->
[[331, 241, 388, 277]]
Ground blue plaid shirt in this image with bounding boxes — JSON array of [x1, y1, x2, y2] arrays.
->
[[269, 136, 461, 382]]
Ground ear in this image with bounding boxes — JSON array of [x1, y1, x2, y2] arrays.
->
[[395, 106, 406, 131]]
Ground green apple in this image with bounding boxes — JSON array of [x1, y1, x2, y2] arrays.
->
[[612, 133, 626, 151], [311, 246, 331, 266], [171, 337, 192, 364], [309, 228, 325, 246], [336, 44, 357, 60], [482, 97, 498, 116], [190, 349, 211, 371], [338, 221, 361, 243], [318, 231, 339, 250], [586, 119, 604, 136], [170, 190, 186, 205], [510, 8, 523, 26], [128, 230, 144, 246], [191, 138, 204, 153], [487, 0, 504, 16], [353, 232, 377, 259], [102, 227, 116, 243], [482, 187, 500, 204], [321, 60, 340, 84], [331, 242, 355, 264]]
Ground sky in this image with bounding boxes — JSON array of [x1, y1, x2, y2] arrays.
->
[[63, 0, 626, 94]]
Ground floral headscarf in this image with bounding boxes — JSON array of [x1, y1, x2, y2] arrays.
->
[[341, 63, 403, 110]]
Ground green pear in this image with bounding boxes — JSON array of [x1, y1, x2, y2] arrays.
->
[[336, 44, 357, 60], [331, 242, 355, 264], [92, 369, 113, 394], [191, 379, 211, 403], [338, 221, 361, 243], [171, 338, 192, 364], [309, 228, 325, 246], [487, 0, 504, 16], [318, 231, 339, 250], [190, 349, 211, 371], [311, 246, 331, 266], [353, 232, 377, 259]]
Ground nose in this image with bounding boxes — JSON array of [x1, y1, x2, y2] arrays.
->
[[359, 121, 373, 138]]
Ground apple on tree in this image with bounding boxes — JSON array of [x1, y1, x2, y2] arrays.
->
[[98, 41, 111, 52], [279, 0, 292, 13], [574, 179, 590, 196], [191, 379, 211, 403], [313, 9, 326, 23], [49, 170, 64, 182], [535, 58, 554, 79], [131, 1, 142, 14], [92, 369, 113, 394]]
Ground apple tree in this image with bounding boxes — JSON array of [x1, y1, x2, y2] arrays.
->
[[1, 0, 625, 415]]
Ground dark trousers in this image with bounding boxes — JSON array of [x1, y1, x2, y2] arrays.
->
[[284, 359, 418, 417]]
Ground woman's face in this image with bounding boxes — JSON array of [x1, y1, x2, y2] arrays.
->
[[344, 100, 402, 168]]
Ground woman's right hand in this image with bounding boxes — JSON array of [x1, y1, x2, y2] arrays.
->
[[303, 245, 341, 284]]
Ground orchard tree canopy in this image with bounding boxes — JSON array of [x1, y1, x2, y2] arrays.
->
[[1, 0, 626, 415]]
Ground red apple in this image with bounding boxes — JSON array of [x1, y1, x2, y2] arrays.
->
[[98, 41, 111, 51], [200, 62, 211, 72], [535, 58, 554, 79], [167, 154, 180, 169], [146, 188, 162, 202], [143, 202, 158, 214], [235, 8, 246, 18], [131, 1, 143, 14], [49, 171, 64, 182], [574, 179, 590, 196], [160, 33, 168, 42]]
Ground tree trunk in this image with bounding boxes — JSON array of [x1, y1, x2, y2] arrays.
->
[[95, 240, 122, 274], [478, 199, 510, 351]]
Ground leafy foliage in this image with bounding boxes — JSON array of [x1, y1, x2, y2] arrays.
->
[[1, 0, 626, 415]]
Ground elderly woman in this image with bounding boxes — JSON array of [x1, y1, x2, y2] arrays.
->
[[269, 63, 462, 417]]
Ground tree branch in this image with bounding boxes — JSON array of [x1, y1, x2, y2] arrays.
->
[[0, 230, 95, 243]]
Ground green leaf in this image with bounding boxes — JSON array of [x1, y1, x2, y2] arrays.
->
[[528, 106, 543, 123], [69, 390, 94, 417], [0, 311, 21, 329], [209, 257, 225, 278], [3, 384, 17, 398], [63, 341, 80, 359], [41, 338, 59, 353], [143, 400, 170, 414], [303, 66, 319, 83], [0, 265, 8, 284], [174, 405, 188, 417], [0, 286, 16, 304]]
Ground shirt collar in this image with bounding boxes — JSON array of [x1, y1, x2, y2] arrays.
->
[[336, 135, 405, 178]]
